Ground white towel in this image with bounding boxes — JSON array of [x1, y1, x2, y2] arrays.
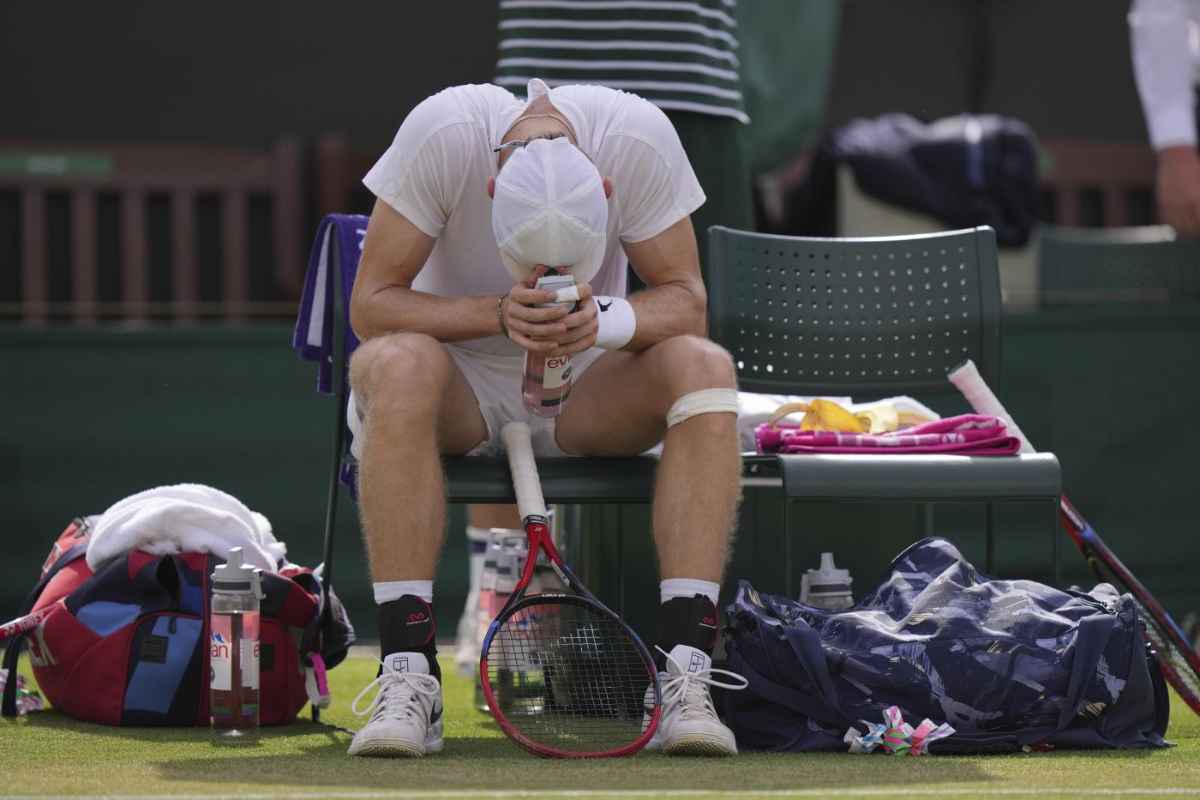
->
[[86, 484, 286, 573]]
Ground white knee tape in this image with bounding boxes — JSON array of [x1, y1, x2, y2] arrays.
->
[[666, 388, 739, 428]]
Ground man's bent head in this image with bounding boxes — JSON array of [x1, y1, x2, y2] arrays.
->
[[492, 137, 608, 284]]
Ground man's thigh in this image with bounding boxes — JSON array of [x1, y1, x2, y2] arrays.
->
[[349, 333, 489, 456], [555, 349, 668, 456]]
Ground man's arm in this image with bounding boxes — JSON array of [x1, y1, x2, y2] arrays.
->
[[1130, 0, 1196, 152], [350, 199, 502, 342], [622, 215, 708, 348], [1129, 0, 1200, 235]]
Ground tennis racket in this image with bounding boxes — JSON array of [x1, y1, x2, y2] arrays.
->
[[0, 603, 58, 645], [479, 421, 661, 758], [949, 359, 1200, 715]]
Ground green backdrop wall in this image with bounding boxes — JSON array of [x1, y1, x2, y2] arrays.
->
[[3, 306, 1199, 644]]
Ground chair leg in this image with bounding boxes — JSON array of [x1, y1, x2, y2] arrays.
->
[[784, 499, 794, 598], [616, 508, 626, 618], [1052, 500, 1062, 587], [985, 503, 996, 574]]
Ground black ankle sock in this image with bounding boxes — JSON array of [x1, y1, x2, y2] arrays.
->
[[378, 595, 440, 682], [656, 594, 719, 668]]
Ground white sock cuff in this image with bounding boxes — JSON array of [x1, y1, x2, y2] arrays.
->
[[660, 578, 720, 606], [466, 525, 492, 543], [374, 580, 434, 605]]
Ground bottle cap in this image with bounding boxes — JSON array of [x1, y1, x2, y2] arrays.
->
[[801, 552, 854, 607], [211, 547, 264, 597], [811, 552, 850, 584]]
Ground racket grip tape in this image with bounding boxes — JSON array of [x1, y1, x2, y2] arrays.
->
[[947, 360, 1036, 454], [501, 422, 549, 521]]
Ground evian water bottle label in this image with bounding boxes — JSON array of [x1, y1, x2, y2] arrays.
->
[[241, 612, 260, 691], [210, 615, 232, 692], [542, 355, 572, 390]]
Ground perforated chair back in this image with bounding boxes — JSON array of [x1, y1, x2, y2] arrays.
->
[[1037, 225, 1200, 304], [707, 226, 1002, 396]]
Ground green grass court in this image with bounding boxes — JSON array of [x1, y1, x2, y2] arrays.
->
[[2, 654, 1198, 799]]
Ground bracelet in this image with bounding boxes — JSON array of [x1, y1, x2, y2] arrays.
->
[[497, 292, 510, 339]]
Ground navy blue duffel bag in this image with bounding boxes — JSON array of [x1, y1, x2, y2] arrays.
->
[[721, 538, 1170, 753]]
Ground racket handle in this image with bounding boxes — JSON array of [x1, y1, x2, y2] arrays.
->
[[947, 360, 1037, 454], [0, 604, 55, 644], [501, 422, 549, 521]]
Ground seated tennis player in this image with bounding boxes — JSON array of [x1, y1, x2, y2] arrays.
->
[[346, 79, 744, 758]]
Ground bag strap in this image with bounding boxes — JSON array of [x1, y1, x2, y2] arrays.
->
[[2, 633, 27, 718]]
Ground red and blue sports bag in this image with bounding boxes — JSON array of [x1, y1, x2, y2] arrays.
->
[[2, 517, 353, 725]]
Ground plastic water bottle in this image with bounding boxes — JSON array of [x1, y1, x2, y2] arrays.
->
[[800, 552, 854, 610], [210, 547, 264, 739], [522, 271, 579, 418]]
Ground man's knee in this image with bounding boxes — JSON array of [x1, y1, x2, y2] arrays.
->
[[349, 333, 453, 416], [649, 335, 737, 396]]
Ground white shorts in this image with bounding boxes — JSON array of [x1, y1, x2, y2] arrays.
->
[[347, 342, 608, 461]]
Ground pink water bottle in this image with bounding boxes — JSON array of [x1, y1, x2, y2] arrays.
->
[[522, 271, 579, 417], [210, 547, 264, 740]]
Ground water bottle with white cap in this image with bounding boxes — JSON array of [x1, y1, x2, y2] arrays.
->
[[210, 547, 264, 739], [521, 270, 580, 417]]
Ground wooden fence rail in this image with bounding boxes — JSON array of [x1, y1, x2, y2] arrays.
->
[[1, 138, 303, 324]]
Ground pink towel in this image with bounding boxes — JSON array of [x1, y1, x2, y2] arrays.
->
[[756, 414, 1021, 456]]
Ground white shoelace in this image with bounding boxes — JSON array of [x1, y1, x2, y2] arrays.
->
[[655, 646, 749, 722], [351, 662, 441, 724]]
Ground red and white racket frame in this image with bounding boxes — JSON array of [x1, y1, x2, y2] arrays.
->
[[478, 421, 662, 758]]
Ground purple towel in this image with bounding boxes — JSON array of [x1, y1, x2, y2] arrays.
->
[[291, 213, 369, 395], [756, 414, 1021, 456]]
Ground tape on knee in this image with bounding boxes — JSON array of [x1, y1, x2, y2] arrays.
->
[[666, 388, 739, 428]]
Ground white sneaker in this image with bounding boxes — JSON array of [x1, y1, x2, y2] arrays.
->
[[348, 653, 444, 757], [643, 645, 747, 757], [454, 590, 481, 678]]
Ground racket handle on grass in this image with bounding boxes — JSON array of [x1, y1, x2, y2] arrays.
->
[[501, 422, 549, 521], [947, 360, 1036, 454]]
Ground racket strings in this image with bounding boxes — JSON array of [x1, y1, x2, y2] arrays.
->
[[1089, 555, 1200, 709], [1134, 598, 1200, 706], [484, 598, 654, 754]]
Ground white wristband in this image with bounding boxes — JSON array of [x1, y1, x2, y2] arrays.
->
[[593, 295, 636, 350]]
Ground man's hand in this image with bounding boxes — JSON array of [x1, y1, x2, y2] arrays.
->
[[501, 266, 595, 354], [549, 282, 596, 357], [1157, 146, 1200, 237], [502, 281, 569, 353]]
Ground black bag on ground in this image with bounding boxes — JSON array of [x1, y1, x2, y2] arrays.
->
[[721, 537, 1170, 753]]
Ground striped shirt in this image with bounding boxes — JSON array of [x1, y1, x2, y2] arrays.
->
[[495, 0, 749, 123]]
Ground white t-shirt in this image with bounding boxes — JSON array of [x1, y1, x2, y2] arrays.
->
[[362, 79, 706, 355]]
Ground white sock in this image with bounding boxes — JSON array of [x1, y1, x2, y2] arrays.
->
[[374, 580, 433, 605], [466, 525, 491, 596], [660, 578, 720, 607]]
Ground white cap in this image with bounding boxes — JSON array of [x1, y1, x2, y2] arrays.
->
[[492, 136, 608, 284]]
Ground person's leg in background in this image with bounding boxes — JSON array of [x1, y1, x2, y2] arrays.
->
[[666, 111, 755, 281], [454, 503, 522, 675]]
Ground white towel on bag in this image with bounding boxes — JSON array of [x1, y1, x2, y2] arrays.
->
[[86, 483, 285, 573]]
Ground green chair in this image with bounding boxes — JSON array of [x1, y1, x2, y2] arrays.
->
[[707, 225, 1063, 591], [1038, 225, 1200, 306]]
